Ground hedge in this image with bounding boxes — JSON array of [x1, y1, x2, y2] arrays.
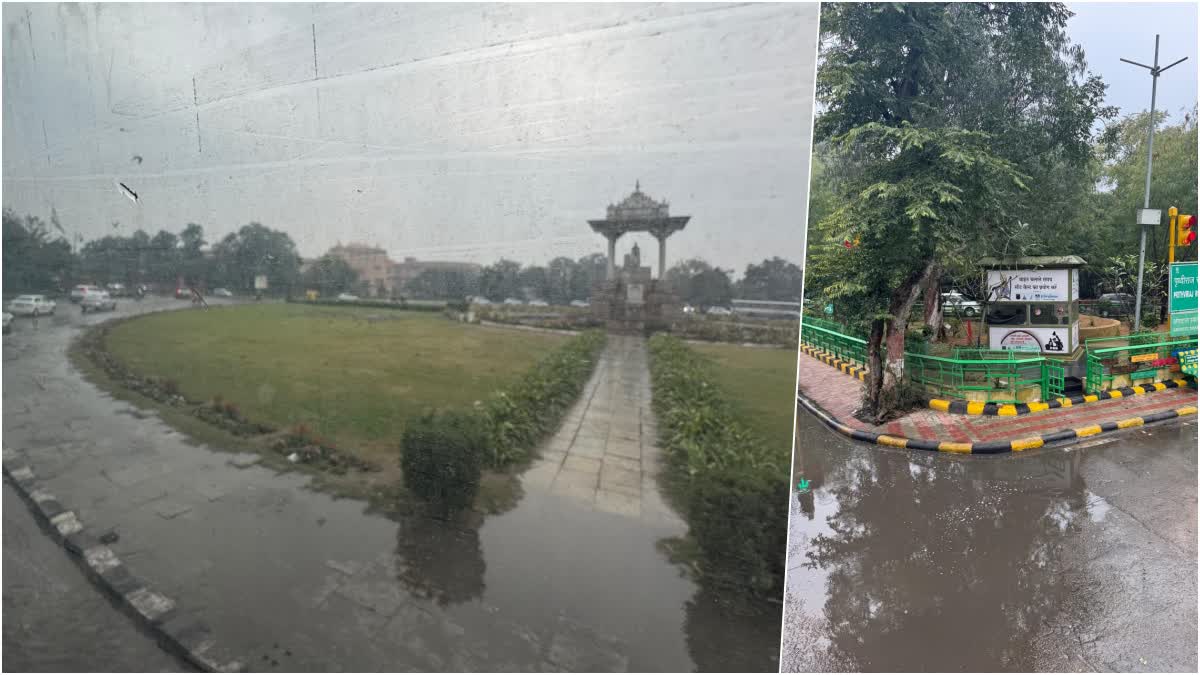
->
[[401, 330, 606, 510], [647, 334, 789, 604], [288, 297, 466, 312]]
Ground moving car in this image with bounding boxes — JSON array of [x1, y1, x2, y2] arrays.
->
[[569, 300, 590, 308], [503, 297, 525, 305], [212, 288, 234, 298], [336, 293, 359, 302], [106, 283, 127, 297], [80, 290, 117, 313], [175, 287, 192, 299], [70, 284, 102, 303], [528, 299, 549, 307], [3, 312, 12, 334], [6, 294, 56, 316], [706, 306, 733, 316], [941, 290, 981, 317]]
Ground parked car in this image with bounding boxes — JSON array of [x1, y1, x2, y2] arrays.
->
[[941, 290, 981, 317], [175, 287, 192, 299], [682, 304, 697, 314], [212, 288, 234, 298], [569, 300, 590, 308], [80, 290, 117, 313], [3, 312, 12, 334], [336, 293, 359, 302], [70, 284, 102, 303], [106, 283, 127, 297], [528, 299, 549, 307], [706, 306, 733, 316], [503, 297, 525, 305], [1095, 293, 1136, 318], [6, 294, 56, 316]]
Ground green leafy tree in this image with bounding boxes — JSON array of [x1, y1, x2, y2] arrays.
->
[[668, 258, 734, 309], [2, 209, 75, 292], [812, 2, 1114, 421], [210, 223, 301, 294], [479, 259, 522, 302], [301, 254, 360, 297], [740, 257, 805, 301], [405, 268, 480, 300], [569, 253, 607, 301]]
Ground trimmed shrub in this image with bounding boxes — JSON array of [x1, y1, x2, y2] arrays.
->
[[481, 330, 606, 467], [647, 334, 788, 605], [401, 410, 489, 514]]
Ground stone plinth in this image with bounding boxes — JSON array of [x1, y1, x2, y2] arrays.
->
[[592, 279, 680, 335]]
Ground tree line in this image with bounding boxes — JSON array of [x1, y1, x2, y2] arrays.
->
[[2, 209, 804, 306]]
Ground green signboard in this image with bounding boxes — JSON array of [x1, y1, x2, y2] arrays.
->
[[1169, 262, 1198, 313], [1171, 310, 1198, 337]]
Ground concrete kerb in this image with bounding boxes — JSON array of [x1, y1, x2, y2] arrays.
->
[[796, 391, 1198, 455], [2, 448, 245, 673], [928, 378, 1195, 416]]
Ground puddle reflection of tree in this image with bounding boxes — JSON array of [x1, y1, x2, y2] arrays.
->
[[392, 472, 523, 607], [684, 588, 781, 673], [801, 448, 1089, 671]]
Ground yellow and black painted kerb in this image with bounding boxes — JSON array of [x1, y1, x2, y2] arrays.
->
[[928, 378, 1194, 416], [796, 392, 1197, 455], [799, 343, 867, 381]]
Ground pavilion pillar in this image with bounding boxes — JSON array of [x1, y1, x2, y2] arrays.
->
[[656, 234, 667, 280], [606, 234, 618, 280]]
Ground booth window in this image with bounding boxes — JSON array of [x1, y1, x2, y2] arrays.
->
[[1029, 303, 1069, 325], [987, 304, 1027, 325]]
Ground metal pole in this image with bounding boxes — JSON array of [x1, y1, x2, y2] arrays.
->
[[1122, 36, 1188, 331], [1132, 35, 1160, 332]]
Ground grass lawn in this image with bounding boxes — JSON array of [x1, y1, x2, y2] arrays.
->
[[104, 303, 568, 465], [690, 342, 798, 455]]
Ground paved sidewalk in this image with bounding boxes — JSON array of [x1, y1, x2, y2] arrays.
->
[[797, 351, 1198, 445], [521, 335, 684, 527]]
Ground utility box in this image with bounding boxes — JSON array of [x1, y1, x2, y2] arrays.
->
[[979, 255, 1085, 358]]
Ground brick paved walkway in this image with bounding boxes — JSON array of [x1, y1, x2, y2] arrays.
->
[[797, 351, 1198, 443], [520, 335, 684, 527]]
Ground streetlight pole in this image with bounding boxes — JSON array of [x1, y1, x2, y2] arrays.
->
[[1121, 35, 1188, 331]]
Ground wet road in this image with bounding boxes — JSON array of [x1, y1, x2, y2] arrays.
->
[[3, 483, 188, 672], [782, 407, 1198, 672], [2, 295, 778, 672]]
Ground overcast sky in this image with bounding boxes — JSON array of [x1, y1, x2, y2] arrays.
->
[[1067, 1, 1198, 125], [2, 2, 819, 276]]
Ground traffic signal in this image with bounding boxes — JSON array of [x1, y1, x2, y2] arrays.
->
[[1178, 213, 1197, 247]]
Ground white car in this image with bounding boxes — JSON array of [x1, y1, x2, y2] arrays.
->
[[569, 300, 590, 308], [7, 294, 56, 316], [470, 296, 493, 306], [706, 306, 733, 316], [503, 298, 525, 305], [70, 284, 102, 303], [3, 312, 12, 334], [336, 293, 359, 302], [80, 290, 117, 313], [941, 291, 980, 317], [528, 299, 549, 307], [212, 288, 234, 298]]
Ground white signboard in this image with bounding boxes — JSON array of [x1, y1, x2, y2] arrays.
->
[[254, 274, 268, 290], [986, 269, 1070, 302], [626, 283, 644, 306], [1071, 269, 1079, 301], [989, 325, 1074, 354]]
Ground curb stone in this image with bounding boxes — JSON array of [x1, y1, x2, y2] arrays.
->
[[928, 378, 1194, 416], [2, 448, 245, 672], [796, 391, 1198, 455]]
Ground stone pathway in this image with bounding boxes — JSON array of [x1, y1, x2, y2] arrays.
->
[[521, 335, 684, 527]]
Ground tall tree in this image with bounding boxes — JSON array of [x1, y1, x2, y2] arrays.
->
[[301, 254, 360, 297], [740, 257, 805, 301], [478, 259, 522, 302], [210, 223, 301, 294], [813, 2, 1114, 421]]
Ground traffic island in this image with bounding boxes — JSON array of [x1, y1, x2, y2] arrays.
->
[[928, 378, 1192, 416], [796, 350, 1198, 454]]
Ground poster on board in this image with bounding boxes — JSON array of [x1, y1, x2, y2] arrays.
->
[[989, 325, 1073, 354], [986, 269, 1070, 302]]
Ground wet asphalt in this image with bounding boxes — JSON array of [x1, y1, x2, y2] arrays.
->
[[783, 406, 1198, 672]]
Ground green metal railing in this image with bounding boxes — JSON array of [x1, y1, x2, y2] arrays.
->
[[1084, 331, 1174, 350], [1085, 336, 1198, 394], [800, 322, 869, 368], [799, 321, 1050, 403], [906, 350, 1046, 404]]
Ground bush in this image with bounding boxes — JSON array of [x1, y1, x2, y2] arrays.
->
[[399, 330, 607, 512], [401, 410, 489, 514], [647, 334, 788, 605], [481, 330, 606, 467]]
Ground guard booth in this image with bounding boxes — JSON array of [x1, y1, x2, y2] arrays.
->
[[979, 256, 1087, 395]]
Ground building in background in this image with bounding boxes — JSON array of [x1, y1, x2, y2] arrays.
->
[[327, 243, 393, 296]]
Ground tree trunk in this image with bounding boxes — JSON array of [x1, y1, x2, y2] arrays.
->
[[922, 269, 943, 341], [863, 259, 939, 424]]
